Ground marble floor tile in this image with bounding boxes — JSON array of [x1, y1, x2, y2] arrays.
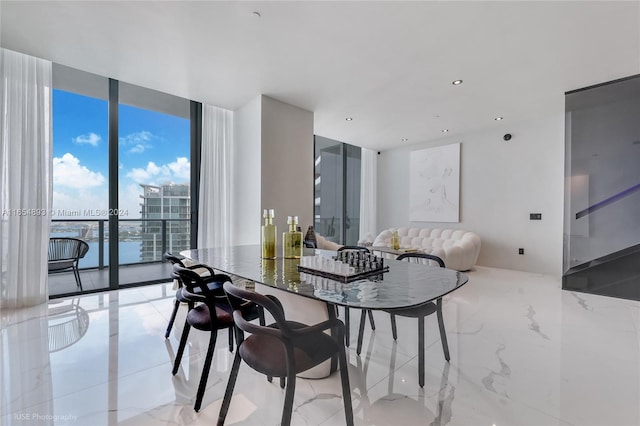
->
[[2, 267, 639, 425]]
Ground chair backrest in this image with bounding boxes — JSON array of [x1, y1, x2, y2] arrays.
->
[[396, 252, 445, 268], [48, 238, 89, 262], [172, 264, 230, 295], [337, 245, 370, 253], [163, 252, 186, 267], [223, 282, 291, 338]]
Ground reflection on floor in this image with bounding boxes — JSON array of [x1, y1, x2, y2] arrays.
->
[[2, 266, 640, 425]]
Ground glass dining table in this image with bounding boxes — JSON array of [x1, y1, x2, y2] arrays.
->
[[180, 245, 469, 378]]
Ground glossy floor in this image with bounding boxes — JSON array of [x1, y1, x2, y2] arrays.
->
[[1, 266, 639, 426]]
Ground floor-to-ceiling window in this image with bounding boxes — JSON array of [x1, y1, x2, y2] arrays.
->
[[117, 83, 191, 285], [313, 136, 361, 245], [50, 65, 197, 296], [51, 65, 111, 293]]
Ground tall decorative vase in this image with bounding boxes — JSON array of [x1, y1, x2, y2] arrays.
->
[[261, 209, 277, 259]]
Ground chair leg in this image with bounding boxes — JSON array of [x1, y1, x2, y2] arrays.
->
[[73, 266, 83, 290], [195, 329, 219, 412], [228, 327, 234, 352], [266, 366, 285, 388], [217, 351, 242, 426], [418, 316, 425, 388], [344, 307, 350, 347], [281, 365, 297, 426], [356, 309, 367, 355], [165, 299, 180, 339], [172, 322, 191, 375], [390, 313, 398, 340], [436, 298, 450, 362], [367, 309, 376, 330], [337, 342, 354, 426]]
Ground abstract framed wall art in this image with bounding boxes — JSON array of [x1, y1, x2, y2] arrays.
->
[[409, 143, 460, 222]]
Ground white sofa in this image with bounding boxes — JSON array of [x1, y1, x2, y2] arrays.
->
[[372, 227, 481, 271], [316, 234, 342, 251]]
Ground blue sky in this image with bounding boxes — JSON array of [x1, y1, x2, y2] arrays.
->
[[52, 90, 190, 219]]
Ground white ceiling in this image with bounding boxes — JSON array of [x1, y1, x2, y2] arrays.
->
[[1, 1, 639, 151]]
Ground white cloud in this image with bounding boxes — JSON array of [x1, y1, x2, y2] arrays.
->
[[53, 153, 105, 188], [125, 158, 190, 184], [119, 184, 143, 219], [168, 157, 190, 180], [51, 184, 142, 220], [51, 189, 108, 219], [146, 162, 165, 176], [120, 131, 154, 154], [126, 161, 169, 183], [73, 132, 101, 146], [129, 144, 146, 154], [126, 168, 152, 183]]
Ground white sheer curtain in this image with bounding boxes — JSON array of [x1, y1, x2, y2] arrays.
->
[[198, 104, 233, 248], [0, 48, 52, 308], [359, 148, 378, 243]]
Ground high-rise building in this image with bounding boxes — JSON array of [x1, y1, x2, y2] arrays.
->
[[139, 183, 190, 262]]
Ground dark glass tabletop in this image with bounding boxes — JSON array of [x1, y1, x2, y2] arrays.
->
[[181, 245, 469, 310]]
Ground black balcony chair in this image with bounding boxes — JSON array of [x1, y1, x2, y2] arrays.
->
[[48, 237, 89, 290], [163, 252, 215, 339], [218, 282, 353, 426], [336, 245, 376, 346], [356, 252, 450, 387], [171, 265, 264, 412]]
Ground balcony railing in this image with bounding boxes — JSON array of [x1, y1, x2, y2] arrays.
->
[[50, 218, 191, 270]]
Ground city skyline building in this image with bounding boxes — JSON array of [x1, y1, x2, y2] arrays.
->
[[139, 183, 190, 262]]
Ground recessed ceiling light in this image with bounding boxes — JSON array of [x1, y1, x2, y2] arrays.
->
[[402, 138, 408, 142], [495, 116, 504, 121], [452, 80, 463, 85], [442, 129, 449, 133], [345, 117, 353, 121], [252, 11, 261, 17]]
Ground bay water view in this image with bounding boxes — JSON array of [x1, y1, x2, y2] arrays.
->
[[51, 221, 159, 268]]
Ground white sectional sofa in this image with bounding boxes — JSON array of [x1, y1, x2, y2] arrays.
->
[[372, 227, 481, 271]]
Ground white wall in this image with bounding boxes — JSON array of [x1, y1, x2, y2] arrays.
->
[[378, 108, 565, 276], [261, 96, 314, 235], [232, 95, 314, 245], [232, 95, 262, 245]]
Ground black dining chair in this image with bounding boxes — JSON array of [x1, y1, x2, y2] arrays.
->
[[163, 252, 214, 339], [219, 282, 354, 426], [48, 237, 89, 290], [337, 245, 376, 346], [356, 253, 450, 387], [171, 265, 263, 412]]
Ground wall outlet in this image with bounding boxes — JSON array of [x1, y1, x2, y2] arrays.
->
[[518, 248, 524, 255]]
